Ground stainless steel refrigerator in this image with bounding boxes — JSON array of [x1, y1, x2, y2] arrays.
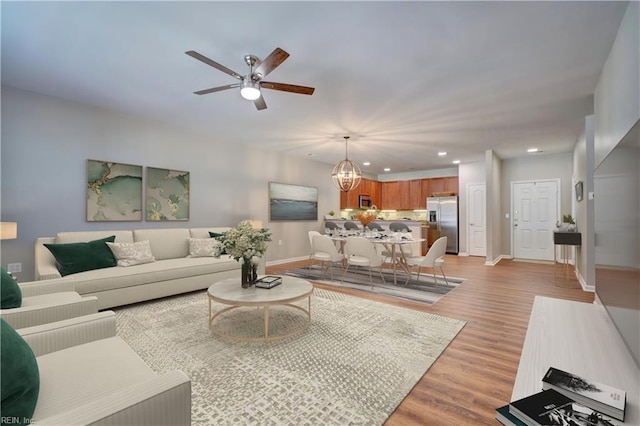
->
[[426, 196, 458, 254]]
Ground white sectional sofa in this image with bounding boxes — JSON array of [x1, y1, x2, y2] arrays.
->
[[18, 311, 191, 425], [35, 227, 262, 309]]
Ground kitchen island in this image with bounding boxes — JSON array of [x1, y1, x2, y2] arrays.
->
[[324, 219, 427, 256]]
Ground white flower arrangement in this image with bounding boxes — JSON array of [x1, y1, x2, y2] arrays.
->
[[215, 220, 272, 263]]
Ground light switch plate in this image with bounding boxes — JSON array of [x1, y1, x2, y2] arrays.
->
[[7, 263, 22, 273]]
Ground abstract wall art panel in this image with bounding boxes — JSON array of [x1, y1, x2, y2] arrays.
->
[[145, 167, 190, 221], [269, 182, 318, 221], [87, 160, 143, 222]]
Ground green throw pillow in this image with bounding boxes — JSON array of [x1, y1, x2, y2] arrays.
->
[[44, 236, 117, 277], [0, 318, 40, 424], [1, 267, 21, 309], [209, 232, 227, 254]]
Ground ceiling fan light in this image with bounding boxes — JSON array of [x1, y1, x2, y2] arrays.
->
[[240, 80, 261, 100]]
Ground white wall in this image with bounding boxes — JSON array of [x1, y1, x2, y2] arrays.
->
[[457, 161, 485, 255], [485, 150, 502, 264], [594, 1, 640, 166], [573, 116, 595, 290], [0, 86, 339, 281]]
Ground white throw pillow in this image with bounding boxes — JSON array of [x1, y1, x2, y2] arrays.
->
[[106, 240, 156, 267], [188, 238, 222, 258]]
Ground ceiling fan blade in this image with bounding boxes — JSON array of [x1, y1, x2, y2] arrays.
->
[[193, 83, 240, 95], [254, 96, 267, 110], [254, 48, 289, 78], [185, 50, 243, 80], [261, 81, 315, 95]]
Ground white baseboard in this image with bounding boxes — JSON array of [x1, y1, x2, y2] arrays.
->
[[266, 256, 309, 267], [484, 254, 512, 266], [574, 267, 594, 292], [457, 252, 469, 257]]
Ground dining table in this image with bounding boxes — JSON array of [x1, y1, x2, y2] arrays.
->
[[327, 232, 425, 285]]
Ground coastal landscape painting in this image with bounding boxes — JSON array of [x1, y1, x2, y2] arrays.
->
[[269, 182, 318, 221], [87, 160, 142, 221]]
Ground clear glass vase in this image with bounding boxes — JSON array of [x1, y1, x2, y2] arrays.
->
[[241, 258, 258, 288]]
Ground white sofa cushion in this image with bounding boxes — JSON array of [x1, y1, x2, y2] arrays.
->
[[55, 231, 134, 244], [133, 229, 190, 260], [33, 336, 156, 420], [66, 257, 239, 294], [106, 241, 156, 266], [188, 238, 222, 258]]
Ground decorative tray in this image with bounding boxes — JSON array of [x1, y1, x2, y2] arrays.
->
[[255, 276, 282, 289]]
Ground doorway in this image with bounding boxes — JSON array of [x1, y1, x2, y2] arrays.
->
[[511, 180, 559, 261], [467, 183, 486, 257]]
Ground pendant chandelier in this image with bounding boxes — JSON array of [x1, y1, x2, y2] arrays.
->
[[331, 136, 362, 192]]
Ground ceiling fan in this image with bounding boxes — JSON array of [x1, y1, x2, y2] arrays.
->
[[185, 47, 315, 110]]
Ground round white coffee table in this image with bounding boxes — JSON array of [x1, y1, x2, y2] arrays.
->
[[207, 276, 313, 343]]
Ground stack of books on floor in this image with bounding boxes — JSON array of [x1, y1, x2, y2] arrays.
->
[[496, 367, 626, 425]]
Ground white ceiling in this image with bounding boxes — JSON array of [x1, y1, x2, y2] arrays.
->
[[1, 1, 628, 175]]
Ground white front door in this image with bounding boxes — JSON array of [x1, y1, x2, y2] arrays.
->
[[468, 183, 486, 257], [512, 180, 559, 261]]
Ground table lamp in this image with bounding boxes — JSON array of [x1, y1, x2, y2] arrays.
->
[[0, 222, 17, 240]]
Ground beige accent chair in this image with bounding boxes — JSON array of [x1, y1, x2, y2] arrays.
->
[[342, 237, 386, 287], [1, 279, 98, 329], [310, 235, 345, 280], [405, 236, 449, 286], [19, 311, 191, 425]]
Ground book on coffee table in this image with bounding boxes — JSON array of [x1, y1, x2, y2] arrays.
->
[[255, 276, 282, 289], [509, 389, 623, 426], [542, 366, 626, 421]]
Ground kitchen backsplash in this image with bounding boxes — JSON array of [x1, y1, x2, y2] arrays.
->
[[337, 209, 428, 221]]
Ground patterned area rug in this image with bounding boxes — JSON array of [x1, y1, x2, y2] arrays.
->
[[282, 264, 464, 304], [115, 287, 466, 425]]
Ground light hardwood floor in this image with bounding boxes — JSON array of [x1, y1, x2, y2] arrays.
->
[[267, 255, 594, 425]]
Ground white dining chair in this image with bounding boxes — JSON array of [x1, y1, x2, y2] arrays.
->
[[308, 230, 322, 260], [342, 237, 386, 287], [405, 236, 449, 286], [310, 235, 345, 280]]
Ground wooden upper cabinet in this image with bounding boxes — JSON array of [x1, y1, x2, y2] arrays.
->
[[445, 176, 459, 194], [430, 177, 445, 195], [381, 181, 401, 210], [429, 176, 458, 196], [398, 181, 411, 210], [339, 186, 359, 209], [420, 179, 431, 201], [341, 176, 457, 210], [409, 179, 423, 209], [370, 180, 382, 207]]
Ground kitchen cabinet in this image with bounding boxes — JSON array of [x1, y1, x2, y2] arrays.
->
[[381, 181, 401, 210], [339, 186, 359, 209], [409, 179, 423, 210], [420, 179, 431, 203], [339, 178, 381, 210], [341, 176, 457, 210], [398, 180, 411, 210], [429, 177, 458, 196], [370, 180, 381, 207]]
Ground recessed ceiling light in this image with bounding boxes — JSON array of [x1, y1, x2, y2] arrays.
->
[[363, 161, 370, 166], [452, 160, 460, 164], [438, 152, 447, 157], [383, 167, 391, 172], [527, 148, 539, 153]]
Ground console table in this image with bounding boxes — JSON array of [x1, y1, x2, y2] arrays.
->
[[553, 231, 581, 286], [512, 296, 639, 423]]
